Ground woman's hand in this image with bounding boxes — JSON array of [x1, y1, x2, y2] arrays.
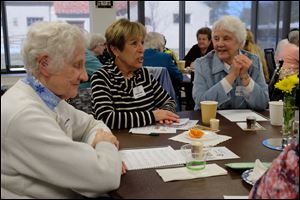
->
[[91, 129, 119, 149], [121, 161, 127, 175], [152, 109, 180, 124], [233, 54, 252, 75]]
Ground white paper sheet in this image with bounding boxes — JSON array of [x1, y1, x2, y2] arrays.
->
[[156, 163, 228, 182], [218, 110, 269, 122], [223, 195, 248, 199], [129, 119, 198, 134], [176, 146, 239, 161], [120, 146, 185, 170]]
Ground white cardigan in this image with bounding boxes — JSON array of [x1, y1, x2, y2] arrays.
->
[[1, 80, 122, 198]]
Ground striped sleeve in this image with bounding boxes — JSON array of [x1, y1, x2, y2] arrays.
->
[[90, 69, 156, 129], [150, 74, 177, 113]]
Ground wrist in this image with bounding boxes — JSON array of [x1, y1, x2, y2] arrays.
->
[[240, 73, 250, 81]]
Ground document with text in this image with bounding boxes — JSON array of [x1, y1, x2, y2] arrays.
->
[[120, 146, 185, 170]]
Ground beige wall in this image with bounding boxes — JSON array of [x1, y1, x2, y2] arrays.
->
[[89, 1, 116, 35]]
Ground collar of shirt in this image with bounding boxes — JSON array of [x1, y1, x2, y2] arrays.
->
[[22, 74, 61, 111]]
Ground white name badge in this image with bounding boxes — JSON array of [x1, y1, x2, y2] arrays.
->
[[133, 85, 146, 99], [235, 86, 244, 96]]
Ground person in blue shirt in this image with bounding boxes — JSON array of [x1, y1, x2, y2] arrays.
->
[[193, 15, 269, 110], [80, 33, 106, 89], [143, 32, 183, 97]]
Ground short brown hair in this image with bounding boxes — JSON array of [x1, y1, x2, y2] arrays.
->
[[196, 27, 212, 40], [105, 18, 146, 57]]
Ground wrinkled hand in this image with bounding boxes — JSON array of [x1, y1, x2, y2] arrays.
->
[[233, 54, 252, 75], [153, 109, 180, 124], [91, 129, 119, 149]]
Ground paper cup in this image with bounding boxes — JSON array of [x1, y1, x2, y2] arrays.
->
[[200, 101, 218, 126], [269, 101, 283, 126], [177, 60, 185, 72]]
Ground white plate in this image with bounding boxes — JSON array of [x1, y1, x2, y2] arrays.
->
[[184, 130, 217, 141], [241, 169, 255, 186]]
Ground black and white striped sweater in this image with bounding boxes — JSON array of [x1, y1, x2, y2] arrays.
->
[[90, 64, 176, 129]]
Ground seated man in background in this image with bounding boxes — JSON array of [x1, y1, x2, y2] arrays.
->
[[91, 19, 179, 130], [1, 21, 125, 198], [193, 15, 269, 110]]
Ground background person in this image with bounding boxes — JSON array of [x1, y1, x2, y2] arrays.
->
[[1, 21, 124, 198], [143, 31, 183, 95], [184, 27, 214, 69], [192, 15, 269, 110], [85, 32, 106, 77], [275, 28, 299, 79], [80, 32, 106, 89], [243, 29, 269, 83], [249, 138, 299, 199], [91, 19, 179, 130]]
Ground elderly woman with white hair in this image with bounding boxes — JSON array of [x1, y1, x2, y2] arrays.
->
[[85, 32, 106, 77], [1, 21, 125, 198], [192, 15, 269, 110], [143, 32, 183, 93]]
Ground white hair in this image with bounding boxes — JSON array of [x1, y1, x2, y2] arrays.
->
[[144, 32, 164, 50], [212, 15, 247, 46], [86, 33, 106, 50], [22, 21, 85, 75], [288, 30, 299, 46]]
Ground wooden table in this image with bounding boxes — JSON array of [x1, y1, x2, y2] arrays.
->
[[109, 110, 282, 199]]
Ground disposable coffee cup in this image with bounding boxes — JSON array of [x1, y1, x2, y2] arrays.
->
[[200, 101, 218, 126], [246, 116, 256, 129], [269, 101, 284, 126], [177, 60, 186, 72], [210, 118, 220, 130]]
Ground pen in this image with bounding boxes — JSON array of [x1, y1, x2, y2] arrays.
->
[[149, 133, 160, 136]]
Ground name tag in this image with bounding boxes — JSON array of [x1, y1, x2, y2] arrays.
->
[[235, 86, 244, 96], [133, 85, 146, 99]]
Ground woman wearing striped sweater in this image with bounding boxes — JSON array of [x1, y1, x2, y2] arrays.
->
[[91, 19, 179, 129]]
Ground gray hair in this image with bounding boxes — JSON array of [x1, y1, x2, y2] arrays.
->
[[22, 21, 85, 75], [86, 33, 106, 50], [288, 30, 299, 46], [144, 32, 164, 50], [212, 15, 247, 46]]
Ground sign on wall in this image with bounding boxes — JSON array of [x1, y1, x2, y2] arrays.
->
[[95, 1, 113, 8]]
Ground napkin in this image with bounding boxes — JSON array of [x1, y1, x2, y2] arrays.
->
[[169, 131, 232, 147], [247, 159, 268, 182], [156, 163, 227, 182]]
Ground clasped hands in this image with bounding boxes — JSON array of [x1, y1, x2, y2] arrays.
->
[[227, 54, 253, 86]]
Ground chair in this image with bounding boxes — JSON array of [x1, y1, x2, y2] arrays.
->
[[268, 59, 284, 101], [264, 48, 276, 80], [68, 87, 93, 114], [145, 66, 179, 110]]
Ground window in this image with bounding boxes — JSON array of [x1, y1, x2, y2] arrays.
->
[[184, 1, 251, 56], [173, 13, 191, 24], [27, 17, 43, 27], [2, 1, 90, 72], [145, 1, 179, 57]]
